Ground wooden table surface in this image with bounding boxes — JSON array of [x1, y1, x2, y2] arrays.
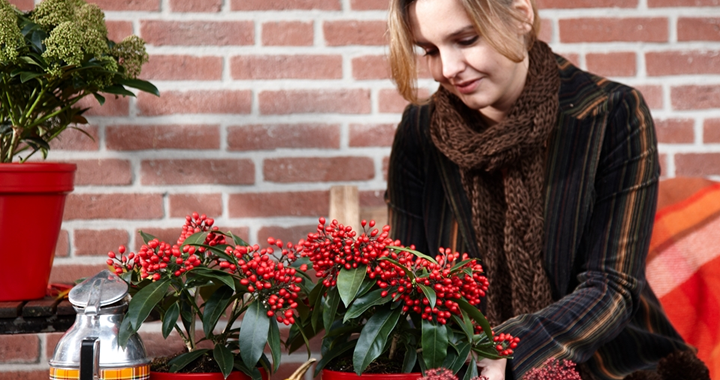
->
[[0, 297, 76, 334]]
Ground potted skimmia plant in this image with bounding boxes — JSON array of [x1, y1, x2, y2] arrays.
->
[[286, 218, 520, 379], [0, 0, 158, 301], [107, 213, 310, 380]]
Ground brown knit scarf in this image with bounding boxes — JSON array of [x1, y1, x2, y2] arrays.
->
[[429, 41, 560, 325]]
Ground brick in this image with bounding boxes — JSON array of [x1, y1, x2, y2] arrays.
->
[[561, 53, 582, 68], [87, 0, 160, 10], [703, 118, 720, 143], [382, 156, 390, 180], [349, 123, 396, 147], [231, 55, 342, 80], [259, 89, 371, 115], [671, 85, 720, 110], [350, 0, 388, 9], [654, 118, 695, 144], [55, 230, 69, 258], [0, 371, 49, 380], [536, 0, 636, 7], [106, 125, 220, 151], [675, 153, 720, 176], [324, 20, 387, 46], [74, 229, 129, 256], [169, 194, 223, 218], [659, 153, 668, 178], [46, 333, 64, 360], [227, 124, 340, 151], [107, 21, 134, 42], [50, 125, 99, 151], [635, 85, 664, 110], [140, 55, 223, 81], [170, 0, 222, 12], [352, 55, 390, 80], [360, 189, 387, 207], [231, 0, 340, 10], [646, 50, 720, 76], [678, 18, 720, 41], [50, 263, 108, 284], [135, 228, 180, 249], [262, 21, 314, 46], [139, 331, 187, 358], [7, 0, 33, 11], [257, 225, 317, 247], [137, 90, 252, 116], [141, 159, 255, 185], [140, 21, 253, 46], [71, 159, 132, 186], [648, 0, 720, 7], [559, 18, 668, 43], [585, 52, 636, 77], [378, 88, 430, 114], [264, 156, 375, 183], [77, 94, 129, 117], [539, 19, 553, 43], [229, 191, 329, 217], [0, 334, 39, 363], [63, 194, 164, 220]]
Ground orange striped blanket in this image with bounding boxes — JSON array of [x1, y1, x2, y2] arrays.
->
[[647, 178, 720, 379]]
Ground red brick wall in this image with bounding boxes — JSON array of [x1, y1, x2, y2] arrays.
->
[[4, 0, 720, 378]]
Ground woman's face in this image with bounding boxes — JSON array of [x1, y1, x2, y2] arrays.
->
[[409, 0, 530, 123]]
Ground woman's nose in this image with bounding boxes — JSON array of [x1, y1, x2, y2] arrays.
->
[[441, 49, 465, 79]]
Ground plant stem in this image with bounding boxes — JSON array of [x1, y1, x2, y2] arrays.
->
[[389, 334, 398, 360]]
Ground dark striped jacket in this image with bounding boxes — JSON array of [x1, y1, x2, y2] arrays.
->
[[385, 55, 689, 380]]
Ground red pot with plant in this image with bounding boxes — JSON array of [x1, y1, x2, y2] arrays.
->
[[0, 0, 158, 301], [285, 218, 520, 379], [109, 213, 314, 380]]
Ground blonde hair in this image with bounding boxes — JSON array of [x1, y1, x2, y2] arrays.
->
[[388, 0, 540, 103]]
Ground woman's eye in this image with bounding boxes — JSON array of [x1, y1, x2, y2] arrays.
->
[[423, 48, 438, 57], [458, 36, 478, 46]]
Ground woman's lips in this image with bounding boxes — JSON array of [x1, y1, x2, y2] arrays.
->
[[453, 78, 480, 94]]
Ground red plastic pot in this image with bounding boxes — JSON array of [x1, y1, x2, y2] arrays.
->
[[0, 162, 76, 301], [322, 370, 422, 379], [150, 370, 268, 380]]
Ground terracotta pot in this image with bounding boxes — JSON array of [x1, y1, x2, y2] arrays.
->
[[150, 370, 268, 380], [322, 370, 422, 379], [0, 162, 76, 301]]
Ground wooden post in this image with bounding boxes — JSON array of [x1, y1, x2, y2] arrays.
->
[[329, 185, 359, 232]]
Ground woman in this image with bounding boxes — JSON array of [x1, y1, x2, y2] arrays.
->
[[384, 0, 702, 379]]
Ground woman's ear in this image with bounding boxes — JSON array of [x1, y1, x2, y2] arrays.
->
[[512, 0, 534, 34]]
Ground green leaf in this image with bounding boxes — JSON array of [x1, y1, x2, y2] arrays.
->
[[352, 307, 402, 375], [162, 303, 180, 339], [417, 284, 437, 309], [462, 358, 478, 380], [456, 299, 493, 340], [387, 245, 439, 264], [452, 311, 474, 345], [421, 319, 448, 370], [92, 92, 105, 105], [168, 349, 210, 373], [449, 342, 471, 374], [239, 301, 270, 370], [118, 78, 160, 96], [229, 231, 249, 247], [137, 231, 157, 245], [19, 71, 44, 83], [450, 259, 475, 273], [313, 339, 356, 376], [213, 345, 234, 379], [323, 287, 341, 333], [343, 288, 391, 323], [268, 318, 282, 372], [337, 265, 366, 308], [309, 283, 324, 332], [378, 257, 415, 281], [117, 315, 134, 349], [402, 345, 418, 373], [181, 231, 208, 249], [189, 267, 236, 291], [355, 277, 376, 298], [202, 285, 233, 338], [100, 84, 135, 97], [123, 278, 170, 342]]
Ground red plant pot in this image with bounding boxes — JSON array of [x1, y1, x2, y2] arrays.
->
[[322, 370, 422, 379], [0, 163, 76, 301], [150, 370, 268, 380]]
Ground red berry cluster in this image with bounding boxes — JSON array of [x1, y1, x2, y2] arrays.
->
[[177, 212, 226, 248], [378, 247, 489, 324], [298, 217, 394, 288], [227, 238, 305, 325], [491, 332, 520, 357]]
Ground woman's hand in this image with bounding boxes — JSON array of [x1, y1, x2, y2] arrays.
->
[[478, 358, 506, 380]]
